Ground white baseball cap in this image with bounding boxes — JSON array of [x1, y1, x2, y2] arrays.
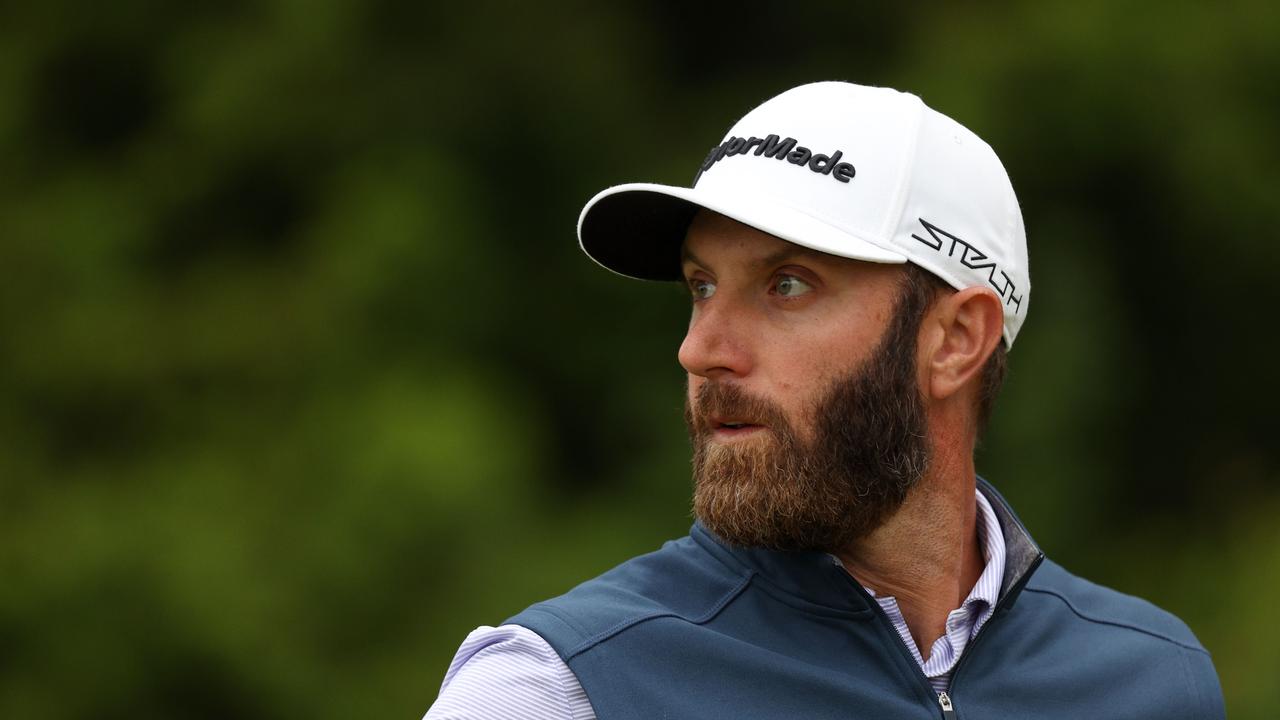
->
[[577, 81, 1030, 347]]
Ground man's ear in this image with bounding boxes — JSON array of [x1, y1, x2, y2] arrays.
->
[[924, 287, 1004, 403]]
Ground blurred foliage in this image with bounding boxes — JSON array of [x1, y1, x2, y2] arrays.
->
[[0, 0, 1277, 717]]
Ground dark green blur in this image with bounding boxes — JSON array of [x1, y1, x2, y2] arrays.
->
[[1, 1, 1276, 717]]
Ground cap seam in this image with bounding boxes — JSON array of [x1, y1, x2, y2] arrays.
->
[[1003, 176, 1025, 346], [880, 96, 926, 242]]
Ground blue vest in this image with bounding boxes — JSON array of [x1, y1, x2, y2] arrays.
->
[[508, 480, 1224, 719]]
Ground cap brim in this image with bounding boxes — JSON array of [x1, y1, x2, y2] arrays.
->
[[577, 182, 907, 281]]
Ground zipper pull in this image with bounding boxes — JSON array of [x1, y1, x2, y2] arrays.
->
[[938, 691, 957, 719]]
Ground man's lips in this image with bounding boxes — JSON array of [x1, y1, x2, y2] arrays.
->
[[708, 417, 767, 436]]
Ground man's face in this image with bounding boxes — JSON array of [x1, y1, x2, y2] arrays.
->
[[679, 211, 933, 552]]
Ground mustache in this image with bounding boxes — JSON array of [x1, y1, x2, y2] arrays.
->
[[685, 381, 794, 436]]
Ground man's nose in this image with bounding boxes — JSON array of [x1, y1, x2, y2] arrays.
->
[[678, 300, 754, 380]]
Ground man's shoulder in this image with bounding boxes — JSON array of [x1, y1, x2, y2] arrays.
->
[[507, 529, 751, 659], [1008, 559, 1224, 718], [1022, 558, 1208, 654]]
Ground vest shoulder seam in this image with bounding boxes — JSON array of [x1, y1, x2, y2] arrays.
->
[[562, 572, 755, 660], [520, 603, 591, 644], [1176, 636, 1207, 716], [1022, 586, 1209, 655]]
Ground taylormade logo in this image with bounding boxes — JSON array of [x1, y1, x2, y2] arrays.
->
[[694, 133, 856, 185]]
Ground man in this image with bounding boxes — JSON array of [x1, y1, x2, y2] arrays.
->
[[426, 82, 1224, 719]]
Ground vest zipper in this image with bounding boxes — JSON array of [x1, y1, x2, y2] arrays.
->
[[850, 569, 1017, 718], [836, 483, 1045, 718], [947, 545, 1044, 691], [848, 580, 959, 718], [938, 691, 957, 719], [941, 549, 1043, 714]]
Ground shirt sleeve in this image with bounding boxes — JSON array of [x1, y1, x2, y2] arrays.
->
[[424, 624, 596, 720]]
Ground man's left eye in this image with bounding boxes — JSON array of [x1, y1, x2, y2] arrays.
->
[[775, 275, 814, 297]]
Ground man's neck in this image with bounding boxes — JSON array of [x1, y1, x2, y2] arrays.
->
[[834, 453, 983, 660]]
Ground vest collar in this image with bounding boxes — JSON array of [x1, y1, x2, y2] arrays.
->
[[691, 521, 876, 615], [976, 476, 1045, 609], [689, 476, 1045, 614]]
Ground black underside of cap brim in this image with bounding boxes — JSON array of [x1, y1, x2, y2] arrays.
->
[[580, 190, 701, 282]]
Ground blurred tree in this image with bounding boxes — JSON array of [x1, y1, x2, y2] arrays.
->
[[0, 0, 1275, 717]]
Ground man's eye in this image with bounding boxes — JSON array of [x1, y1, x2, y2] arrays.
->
[[690, 279, 717, 300], [775, 275, 813, 297]]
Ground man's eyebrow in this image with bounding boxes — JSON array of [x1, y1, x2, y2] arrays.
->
[[755, 245, 827, 270], [680, 247, 707, 273]]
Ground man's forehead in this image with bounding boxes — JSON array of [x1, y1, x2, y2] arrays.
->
[[680, 212, 848, 271]]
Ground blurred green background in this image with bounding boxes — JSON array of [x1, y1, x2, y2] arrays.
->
[[1, 0, 1277, 717]]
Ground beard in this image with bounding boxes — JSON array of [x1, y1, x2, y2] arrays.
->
[[685, 283, 932, 553]]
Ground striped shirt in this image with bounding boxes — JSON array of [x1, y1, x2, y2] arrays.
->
[[425, 490, 1006, 719], [425, 624, 594, 720]]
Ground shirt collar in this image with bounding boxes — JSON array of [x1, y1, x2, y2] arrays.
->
[[964, 488, 1005, 615], [976, 476, 1044, 608]]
